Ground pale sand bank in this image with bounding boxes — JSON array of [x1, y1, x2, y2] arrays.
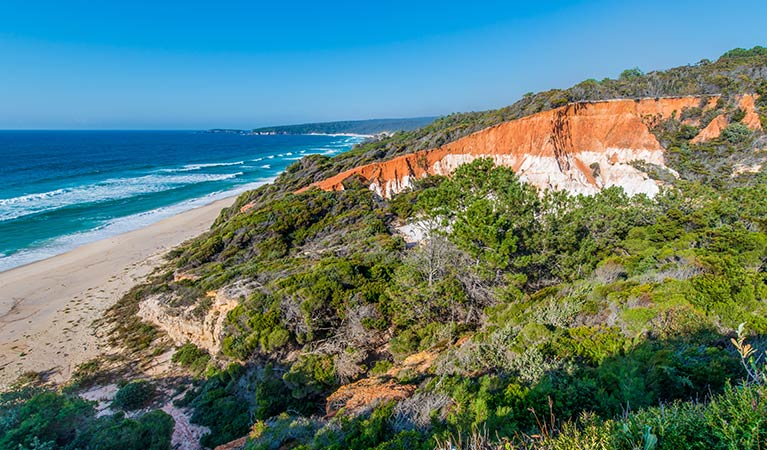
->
[[0, 197, 236, 389]]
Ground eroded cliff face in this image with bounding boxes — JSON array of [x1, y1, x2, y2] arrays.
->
[[137, 282, 251, 354], [738, 94, 764, 130], [691, 114, 730, 144], [305, 95, 762, 198], [692, 95, 763, 143]]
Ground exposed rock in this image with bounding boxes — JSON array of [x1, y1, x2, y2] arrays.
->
[[691, 114, 730, 144], [239, 201, 257, 214], [213, 436, 248, 450], [302, 95, 762, 198], [137, 288, 240, 355], [738, 94, 764, 131], [732, 163, 763, 176], [79, 384, 209, 450], [173, 271, 200, 283], [324, 350, 439, 418], [162, 400, 210, 450], [692, 95, 763, 144], [387, 350, 438, 377], [79, 383, 119, 418], [325, 378, 416, 418], [395, 222, 426, 245]]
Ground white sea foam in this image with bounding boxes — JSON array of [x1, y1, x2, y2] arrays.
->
[[180, 161, 244, 170], [159, 161, 244, 173], [0, 188, 71, 206], [0, 178, 275, 273], [0, 172, 243, 222], [0, 134, 363, 273]]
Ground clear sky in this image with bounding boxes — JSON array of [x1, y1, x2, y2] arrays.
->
[[1, 0, 766, 129]]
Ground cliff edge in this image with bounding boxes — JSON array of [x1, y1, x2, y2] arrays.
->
[[302, 95, 762, 197]]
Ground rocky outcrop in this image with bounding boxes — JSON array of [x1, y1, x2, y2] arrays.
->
[[213, 436, 248, 450], [303, 95, 762, 198], [691, 114, 730, 144], [137, 283, 250, 354], [739, 94, 764, 130], [325, 378, 416, 418], [239, 201, 257, 214], [385, 350, 438, 377], [692, 95, 763, 143], [324, 350, 438, 418]]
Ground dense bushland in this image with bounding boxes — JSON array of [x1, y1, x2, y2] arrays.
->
[[152, 148, 765, 448], [114, 46, 767, 449], [233, 46, 767, 199], [229, 153, 765, 449], [0, 387, 173, 450], [3, 46, 767, 450]]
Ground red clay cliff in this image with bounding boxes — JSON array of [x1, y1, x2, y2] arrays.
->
[[301, 95, 762, 198]]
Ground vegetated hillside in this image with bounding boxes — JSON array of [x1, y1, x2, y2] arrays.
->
[[256, 46, 767, 195], [3, 47, 767, 450], [250, 117, 438, 136], [304, 95, 762, 198]]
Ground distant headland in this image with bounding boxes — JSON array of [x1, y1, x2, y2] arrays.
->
[[208, 116, 437, 136]]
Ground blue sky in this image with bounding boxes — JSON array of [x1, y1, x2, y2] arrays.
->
[[1, 0, 766, 129]]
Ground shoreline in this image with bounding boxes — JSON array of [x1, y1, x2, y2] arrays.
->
[[0, 195, 238, 389], [0, 180, 275, 274]]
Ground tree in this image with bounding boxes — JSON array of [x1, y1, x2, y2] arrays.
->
[[620, 67, 644, 80]]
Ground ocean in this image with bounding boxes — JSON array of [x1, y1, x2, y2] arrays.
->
[[0, 131, 363, 272]]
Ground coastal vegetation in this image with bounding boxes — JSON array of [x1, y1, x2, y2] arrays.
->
[[169, 151, 766, 449], [255, 46, 767, 192], [0, 387, 173, 450], [2, 46, 767, 450], [248, 117, 437, 136]]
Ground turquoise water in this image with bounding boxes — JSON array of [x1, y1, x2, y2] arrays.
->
[[0, 131, 362, 272]]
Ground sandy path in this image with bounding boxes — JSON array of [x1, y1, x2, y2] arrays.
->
[[0, 197, 236, 389]]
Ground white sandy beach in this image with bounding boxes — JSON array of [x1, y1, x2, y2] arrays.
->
[[0, 196, 236, 389]]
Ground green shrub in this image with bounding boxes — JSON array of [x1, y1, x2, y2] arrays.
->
[[0, 389, 173, 450], [720, 123, 752, 143], [172, 343, 211, 375], [371, 360, 394, 376], [185, 365, 252, 448], [112, 381, 156, 411], [85, 46, 767, 450], [76, 410, 174, 450], [283, 355, 336, 400], [731, 107, 747, 123]]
